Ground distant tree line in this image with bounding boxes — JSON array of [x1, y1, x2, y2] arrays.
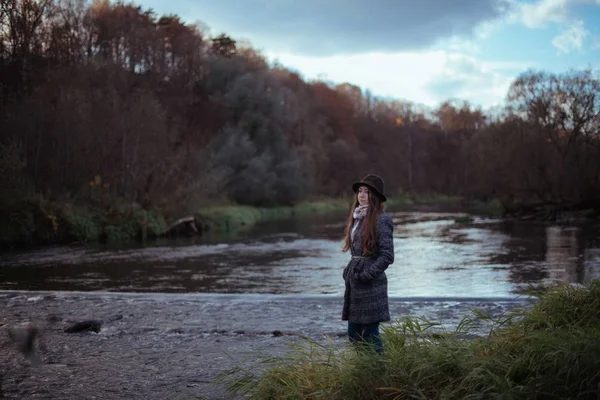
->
[[1, 0, 599, 216]]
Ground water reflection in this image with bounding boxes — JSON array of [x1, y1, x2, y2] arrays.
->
[[545, 226, 582, 285], [583, 248, 600, 284], [0, 211, 599, 297]]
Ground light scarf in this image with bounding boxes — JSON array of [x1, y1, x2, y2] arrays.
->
[[351, 204, 369, 242]]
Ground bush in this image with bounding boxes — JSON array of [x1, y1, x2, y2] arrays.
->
[[0, 201, 38, 246], [61, 204, 104, 242]]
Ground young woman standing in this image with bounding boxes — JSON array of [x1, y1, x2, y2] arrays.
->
[[342, 174, 395, 354]]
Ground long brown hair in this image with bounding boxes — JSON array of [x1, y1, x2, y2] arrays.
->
[[342, 188, 384, 256]]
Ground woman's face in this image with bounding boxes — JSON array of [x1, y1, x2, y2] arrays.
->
[[357, 186, 370, 206]]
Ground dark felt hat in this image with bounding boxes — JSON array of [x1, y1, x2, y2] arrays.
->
[[352, 174, 387, 202]]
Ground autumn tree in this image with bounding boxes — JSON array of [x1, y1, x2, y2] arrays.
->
[[506, 69, 600, 207], [210, 33, 236, 57], [2, 0, 599, 229]]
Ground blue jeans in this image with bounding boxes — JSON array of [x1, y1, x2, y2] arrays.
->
[[348, 322, 383, 354]]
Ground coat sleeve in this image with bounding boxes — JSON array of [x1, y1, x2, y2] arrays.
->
[[359, 213, 395, 282]]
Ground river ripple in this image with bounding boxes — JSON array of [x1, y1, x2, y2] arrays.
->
[[1, 211, 599, 297]]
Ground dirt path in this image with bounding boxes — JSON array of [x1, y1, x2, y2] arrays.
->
[[0, 291, 533, 399]]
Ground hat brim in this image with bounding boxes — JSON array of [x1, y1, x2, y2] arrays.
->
[[352, 181, 387, 202]]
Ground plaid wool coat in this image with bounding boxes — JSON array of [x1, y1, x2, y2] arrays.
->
[[342, 211, 395, 324]]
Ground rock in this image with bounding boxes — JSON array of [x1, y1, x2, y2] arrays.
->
[[272, 330, 283, 337], [64, 320, 102, 334]]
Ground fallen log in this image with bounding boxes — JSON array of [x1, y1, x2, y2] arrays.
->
[[161, 216, 199, 237]]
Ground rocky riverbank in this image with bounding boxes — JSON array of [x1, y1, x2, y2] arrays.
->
[[0, 291, 533, 399]]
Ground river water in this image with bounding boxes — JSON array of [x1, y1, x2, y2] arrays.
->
[[1, 208, 599, 297]]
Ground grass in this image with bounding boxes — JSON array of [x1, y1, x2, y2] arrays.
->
[[465, 199, 505, 217], [193, 194, 464, 234], [219, 280, 600, 400], [454, 215, 475, 224], [0, 196, 167, 248], [0, 191, 518, 248], [193, 199, 352, 233], [60, 202, 166, 244]]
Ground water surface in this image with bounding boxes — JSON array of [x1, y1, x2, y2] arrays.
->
[[1, 210, 599, 297]]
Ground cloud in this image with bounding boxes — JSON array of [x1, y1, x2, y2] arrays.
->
[[423, 54, 518, 105], [441, 37, 481, 54], [551, 20, 589, 53], [266, 51, 521, 108], [177, 0, 508, 56], [506, 0, 596, 54], [509, 0, 570, 28]]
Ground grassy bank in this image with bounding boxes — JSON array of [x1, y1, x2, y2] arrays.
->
[[193, 199, 353, 234], [0, 197, 356, 249], [193, 193, 468, 234], [463, 198, 505, 216], [0, 192, 485, 249], [0, 197, 168, 249], [221, 280, 600, 399]]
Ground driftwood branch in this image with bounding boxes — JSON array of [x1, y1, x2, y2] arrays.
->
[[162, 216, 199, 237]]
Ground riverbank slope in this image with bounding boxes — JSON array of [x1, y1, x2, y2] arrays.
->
[[1, 194, 473, 250]]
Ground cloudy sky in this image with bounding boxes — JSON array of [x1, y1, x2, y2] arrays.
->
[[138, 0, 600, 108]]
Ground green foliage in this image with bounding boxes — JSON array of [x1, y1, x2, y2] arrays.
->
[[208, 69, 309, 206], [195, 199, 351, 233], [467, 199, 505, 217], [220, 281, 600, 400], [62, 205, 104, 242], [0, 201, 38, 246], [61, 203, 166, 244], [454, 216, 474, 224], [291, 199, 351, 215], [52, 177, 167, 243]]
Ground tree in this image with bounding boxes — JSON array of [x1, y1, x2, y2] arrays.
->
[[507, 69, 600, 206], [210, 33, 236, 57]]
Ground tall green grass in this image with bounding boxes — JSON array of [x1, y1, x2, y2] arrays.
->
[[194, 199, 352, 233], [193, 194, 463, 234], [465, 199, 505, 217], [220, 281, 600, 399]]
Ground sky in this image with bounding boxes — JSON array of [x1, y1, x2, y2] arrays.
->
[[138, 0, 600, 109]]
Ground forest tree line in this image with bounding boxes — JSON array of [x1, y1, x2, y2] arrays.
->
[[1, 0, 599, 219]]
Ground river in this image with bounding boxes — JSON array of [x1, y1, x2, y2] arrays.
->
[[1, 208, 599, 297]]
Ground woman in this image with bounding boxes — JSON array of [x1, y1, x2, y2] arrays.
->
[[342, 174, 395, 354]]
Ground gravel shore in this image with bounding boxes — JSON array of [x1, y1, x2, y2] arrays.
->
[[0, 291, 533, 399]]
